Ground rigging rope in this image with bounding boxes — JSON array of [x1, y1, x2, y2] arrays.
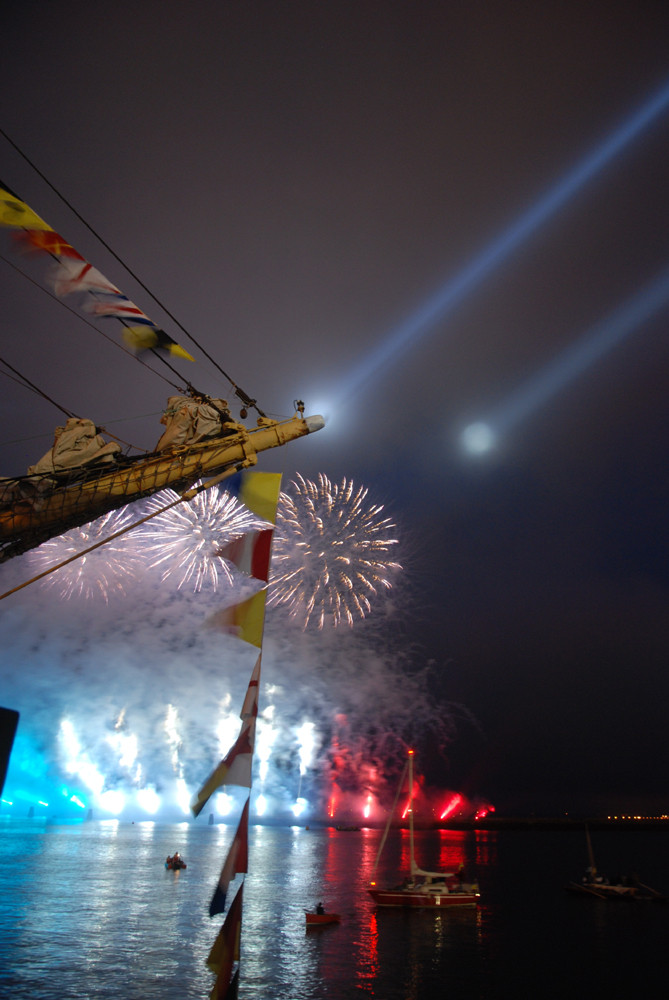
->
[[0, 354, 75, 418], [0, 248, 185, 394], [0, 249, 186, 453], [1, 128, 266, 417], [0, 466, 245, 602]]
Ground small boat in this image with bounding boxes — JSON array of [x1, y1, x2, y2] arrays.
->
[[368, 749, 480, 908], [305, 909, 340, 928], [565, 825, 665, 900], [165, 854, 187, 870]]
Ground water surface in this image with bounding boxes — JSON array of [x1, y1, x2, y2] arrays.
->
[[1, 819, 668, 998]]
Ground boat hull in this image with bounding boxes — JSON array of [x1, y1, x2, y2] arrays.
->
[[305, 912, 340, 927], [368, 887, 479, 908]]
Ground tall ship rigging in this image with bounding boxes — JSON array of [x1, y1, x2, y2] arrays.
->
[[0, 175, 324, 566]]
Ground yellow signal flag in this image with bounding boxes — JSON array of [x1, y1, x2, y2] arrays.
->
[[0, 186, 54, 230], [122, 325, 194, 361]]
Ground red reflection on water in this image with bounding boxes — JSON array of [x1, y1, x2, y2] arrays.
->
[[435, 828, 468, 872], [473, 828, 498, 867], [355, 910, 380, 992]]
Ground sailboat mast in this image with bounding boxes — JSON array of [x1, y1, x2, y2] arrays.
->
[[585, 823, 596, 877], [408, 749, 415, 876]]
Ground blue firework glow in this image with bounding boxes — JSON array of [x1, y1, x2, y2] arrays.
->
[[268, 473, 402, 629]]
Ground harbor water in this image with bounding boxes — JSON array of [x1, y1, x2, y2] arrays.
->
[[1, 819, 668, 998]]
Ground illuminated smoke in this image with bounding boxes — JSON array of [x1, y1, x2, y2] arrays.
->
[[28, 507, 142, 602], [58, 718, 105, 795], [268, 474, 402, 629], [139, 484, 269, 591], [164, 704, 184, 775], [0, 478, 461, 824]]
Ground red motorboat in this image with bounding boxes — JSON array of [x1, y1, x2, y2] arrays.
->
[[305, 909, 340, 928], [165, 853, 187, 871]]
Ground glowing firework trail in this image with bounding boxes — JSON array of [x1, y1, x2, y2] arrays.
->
[[139, 484, 269, 591], [164, 705, 184, 781], [440, 793, 464, 820], [28, 507, 142, 602], [296, 720, 317, 800], [269, 474, 402, 628]]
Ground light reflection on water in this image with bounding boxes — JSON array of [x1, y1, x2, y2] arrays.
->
[[2, 820, 669, 998]]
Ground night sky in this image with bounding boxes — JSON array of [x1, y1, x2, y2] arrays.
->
[[1, 2, 669, 817]]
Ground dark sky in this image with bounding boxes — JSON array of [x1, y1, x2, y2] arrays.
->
[[2, 1, 669, 816]]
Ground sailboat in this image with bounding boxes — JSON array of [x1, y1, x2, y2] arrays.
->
[[0, 179, 324, 564], [368, 749, 480, 908], [565, 824, 665, 900]]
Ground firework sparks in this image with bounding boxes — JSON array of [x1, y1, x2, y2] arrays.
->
[[268, 474, 402, 628], [139, 483, 269, 591], [28, 507, 142, 602]]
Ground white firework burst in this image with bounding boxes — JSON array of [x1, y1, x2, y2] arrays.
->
[[269, 473, 402, 628], [29, 506, 142, 602], [139, 483, 268, 591]]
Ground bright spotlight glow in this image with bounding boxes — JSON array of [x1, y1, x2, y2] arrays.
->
[[461, 422, 496, 455], [176, 777, 191, 815], [215, 792, 234, 816], [337, 79, 669, 403], [59, 719, 105, 795], [296, 721, 317, 776], [292, 797, 307, 817], [255, 794, 267, 817], [98, 789, 125, 815], [256, 718, 277, 784], [137, 788, 160, 814], [106, 729, 138, 771]]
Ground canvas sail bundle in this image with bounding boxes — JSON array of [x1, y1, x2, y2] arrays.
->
[[0, 181, 323, 567]]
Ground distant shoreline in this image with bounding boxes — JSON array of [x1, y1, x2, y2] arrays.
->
[[321, 816, 669, 832], [430, 817, 669, 832]]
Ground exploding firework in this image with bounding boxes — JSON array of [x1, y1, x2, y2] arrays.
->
[[268, 474, 402, 628], [139, 483, 269, 591], [28, 506, 143, 602]]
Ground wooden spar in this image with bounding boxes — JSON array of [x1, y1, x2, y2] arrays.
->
[[0, 412, 324, 559]]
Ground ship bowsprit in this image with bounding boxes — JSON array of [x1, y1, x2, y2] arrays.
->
[[0, 413, 324, 563]]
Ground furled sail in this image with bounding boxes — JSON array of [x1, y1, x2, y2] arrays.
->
[[0, 182, 324, 566], [0, 411, 323, 563]]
